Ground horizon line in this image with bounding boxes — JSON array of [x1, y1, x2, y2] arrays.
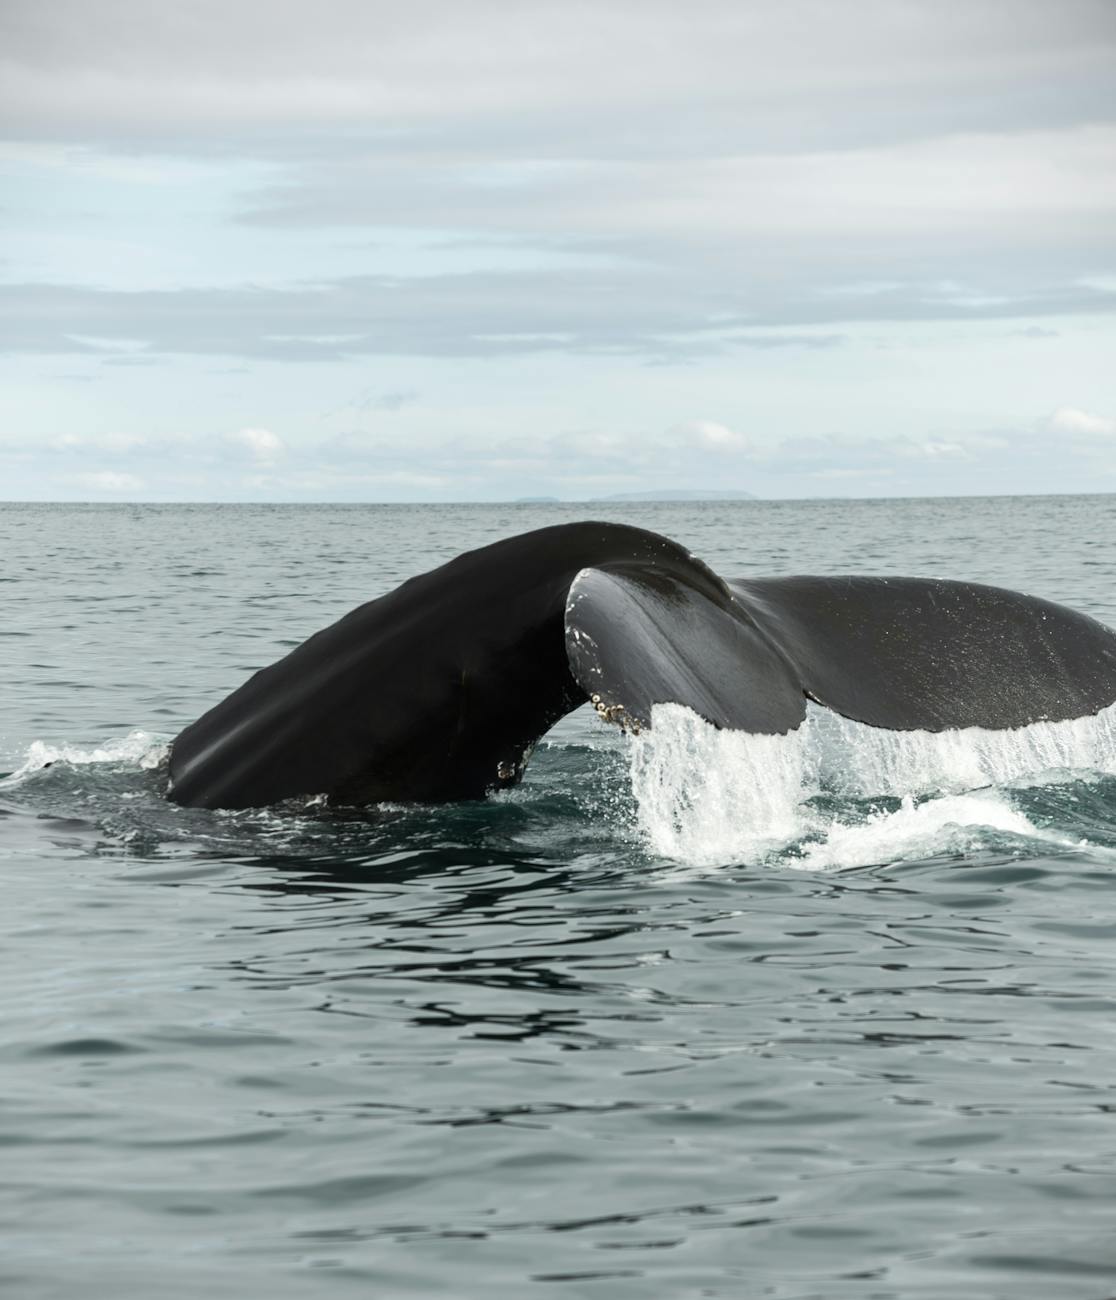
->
[[2, 488, 1114, 507]]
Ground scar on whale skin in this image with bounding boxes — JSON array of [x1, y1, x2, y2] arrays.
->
[[166, 521, 1116, 810]]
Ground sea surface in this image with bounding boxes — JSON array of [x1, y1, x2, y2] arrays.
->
[[2, 496, 1116, 1299]]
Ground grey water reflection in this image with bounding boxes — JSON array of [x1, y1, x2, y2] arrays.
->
[[3, 499, 1116, 1298]]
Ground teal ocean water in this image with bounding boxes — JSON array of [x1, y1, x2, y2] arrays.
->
[[2, 497, 1116, 1298]]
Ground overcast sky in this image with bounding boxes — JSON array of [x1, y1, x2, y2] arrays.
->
[[2, 0, 1114, 500]]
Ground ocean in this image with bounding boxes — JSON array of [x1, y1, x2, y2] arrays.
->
[[2, 496, 1115, 1298]]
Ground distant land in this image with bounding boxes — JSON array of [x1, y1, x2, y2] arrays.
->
[[592, 489, 755, 502], [513, 489, 756, 503]]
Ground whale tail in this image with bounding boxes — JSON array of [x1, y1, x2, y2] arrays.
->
[[567, 564, 1116, 735], [167, 522, 1116, 809]]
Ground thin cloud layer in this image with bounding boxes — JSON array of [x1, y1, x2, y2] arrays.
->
[[2, 265, 1111, 363], [4, 408, 1112, 501], [4, 0, 1114, 148], [0, 0, 1113, 498]]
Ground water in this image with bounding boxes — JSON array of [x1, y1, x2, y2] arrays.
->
[[2, 497, 1116, 1299]]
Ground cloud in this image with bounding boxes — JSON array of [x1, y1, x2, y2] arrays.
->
[[235, 127, 1116, 255], [358, 389, 419, 413], [4, 404, 1116, 499], [1, 4, 1112, 380], [314, 419, 1064, 496], [673, 420, 750, 452], [1, 271, 1111, 365], [1048, 406, 1116, 437], [77, 469, 145, 492], [2, 0, 1114, 153], [1, 1, 1113, 502], [226, 426, 286, 461], [53, 431, 148, 452]]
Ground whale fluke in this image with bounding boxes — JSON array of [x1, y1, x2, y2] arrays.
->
[[168, 523, 693, 808], [729, 575, 1116, 732], [166, 522, 1116, 809]]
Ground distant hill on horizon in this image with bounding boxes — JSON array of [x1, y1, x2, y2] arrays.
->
[[511, 489, 756, 504], [590, 489, 756, 503]]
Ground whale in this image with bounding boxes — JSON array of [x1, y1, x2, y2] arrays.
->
[[166, 521, 1116, 809]]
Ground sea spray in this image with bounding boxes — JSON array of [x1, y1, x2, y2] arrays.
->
[[627, 700, 1116, 867], [804, 700, 1116, 797], [1, 730, 167, 784], [628, 704, 815, 862], [790, 791, 1050, 872]]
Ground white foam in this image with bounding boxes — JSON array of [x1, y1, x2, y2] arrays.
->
[[803, 702, 1116, 797], [629, 705, 813, 863], [1, 730, 168, 784], [790, 792, 1059, 872], [627, 701, 1116, 869]]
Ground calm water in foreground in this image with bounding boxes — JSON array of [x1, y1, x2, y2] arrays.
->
[[2, 497, 1116, 1299]]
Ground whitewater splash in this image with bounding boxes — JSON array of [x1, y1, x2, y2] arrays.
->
[[6, 709, 1116, 874], [628, 702, 1116, 869], [1, 730, 167, 785]]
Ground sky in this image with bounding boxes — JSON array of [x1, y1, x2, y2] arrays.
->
[[1, 0, 1114, 502]]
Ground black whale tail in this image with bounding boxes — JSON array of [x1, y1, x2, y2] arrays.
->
[[168, 523, 707, 808], [167, 522, 1116, 810]]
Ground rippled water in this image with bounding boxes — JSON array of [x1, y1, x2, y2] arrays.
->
[[3, 497, 1116, 1298]]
